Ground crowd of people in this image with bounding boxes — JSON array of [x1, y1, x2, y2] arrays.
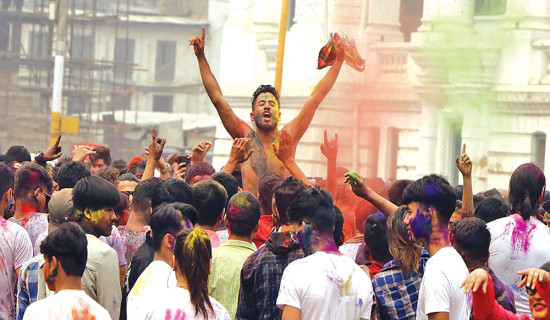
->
[[1, 26, 550, 320]]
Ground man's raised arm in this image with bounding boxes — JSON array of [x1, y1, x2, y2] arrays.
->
[[284, 33, 344, 142], [189, 26, 252, 139]]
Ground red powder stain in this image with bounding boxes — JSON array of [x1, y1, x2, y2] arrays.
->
[[228, 204, 244, 219], [505, 213, 536, 259], [72, 305, 96, 320], [165, 309, 186, 320], [0, 218, 7, 231]]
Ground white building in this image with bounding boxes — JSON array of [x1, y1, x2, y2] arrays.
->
[[210, 0, 550, 192]]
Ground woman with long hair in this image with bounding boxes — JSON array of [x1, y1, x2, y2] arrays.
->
[[142, 228, 230, 320], [371, 206, 429, 319], [488, 163, 550, 316]]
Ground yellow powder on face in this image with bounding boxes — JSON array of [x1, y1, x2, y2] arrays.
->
[[90, 209, 104, 224], [74, 209, 84, 220]]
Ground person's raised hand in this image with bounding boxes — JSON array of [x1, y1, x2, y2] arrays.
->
[[229, 138, 253, 164], [192, 141, 212, 163], [173, 162, 187, 181], [330, 32, 345, 62], [456, 143, 472, 177], [72, 145, 95, 162], [320, 130, 338, 161], [43, 135, 63, 161], [460, 268, 489, 294], [344, 171, 370, 199], [272, 129, 295, 164], [189, 26, 206, 56], [148, 128, 166, 161], [518, 268, 550, 291]]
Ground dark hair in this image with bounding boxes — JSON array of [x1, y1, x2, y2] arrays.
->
[[473, 193, 486, 209], [169, 202, 198, 226], [258, 172, 284, 214], [14, 163, 53, 198], [402, 174, 457, 223], [131, 178, 170, 217], [56, 161, 91, 189], [90, 145, 111, 165], [6, 145, 31, 163], [212, 172, 239, 206], [451, 217, 490, 261], [72, 176, 120, 215], [174, 228, 213, 318], [333, 206, 345, 247], [484, 188, 503, 199], [387, 206, 423, 275], [288, 187, 335, 234], [475, 197, 508, 223], [541, 261, 550, 272], [115, 172, 139, 184], [274, 177, 308, 225], [94, 166, 119, 184], [226, 192, 261, 237], [454, 185, 464, 201], [387, 179, 413, 206], [185, 161, 215, 185], [0, 162, 14, 198], [150, 205, 184, 252], [192, 180, 227, 227], [364, 212, 391, 262], [251, 84, 280, 110], [165, 178, 194, 206], [40, 223, 88, 277], [112, 159, 127, 172], [509, 163, 546, 220], [114, 192, 129, 217]]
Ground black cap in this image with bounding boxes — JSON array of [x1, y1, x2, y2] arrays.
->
[[6, 145, 31, 163]]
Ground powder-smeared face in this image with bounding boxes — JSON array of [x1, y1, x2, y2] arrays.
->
[[91, 159, 107, 175], [530, 292, 548, 320], [404, 202, 433, 242], [252, 92, 280, 131], [83, 208, 115, 237]]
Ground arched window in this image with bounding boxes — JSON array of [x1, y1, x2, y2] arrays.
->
[[533, 132, 546, 170]]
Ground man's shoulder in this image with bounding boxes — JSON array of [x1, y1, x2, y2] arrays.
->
[[86, 234, 117, 259]]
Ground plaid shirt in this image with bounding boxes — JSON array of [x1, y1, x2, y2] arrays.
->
[[372, 250, 430, 320], [16, 255, 51, 320], [236, 231, 304, 320]]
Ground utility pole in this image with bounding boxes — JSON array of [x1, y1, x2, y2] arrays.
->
[[274, 0, 290, 94], [50, 0, 68, 145]]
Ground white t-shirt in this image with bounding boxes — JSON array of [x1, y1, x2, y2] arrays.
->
[[416, 247, 471, 320], [127, 260, 177, 320], [0, 218, 33, 320], [22, 289, 111, 320], [488, 214, 550, 315], [277, 251, 373, 320], [141, 287, 231, 320]]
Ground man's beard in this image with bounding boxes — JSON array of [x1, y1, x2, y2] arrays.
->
[[254, 113, 277, 131]]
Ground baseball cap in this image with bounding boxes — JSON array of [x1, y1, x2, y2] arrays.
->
[[48, 188, 75, 228], [6, 145, 31, 163]]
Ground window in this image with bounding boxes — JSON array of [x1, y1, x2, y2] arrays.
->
[[70, 34, 92, 59], [153, 95, 173, 113], [68, 96, 86, 115], [114, 38, 135, 79], [386, 127, 399, 180], [399, 0, 423, 42], [155, 41, 176, 81], [533, 132, 546, 171], [108, 93, 131, 111], [28, 30, 48, 56], [366, 127, 380, 178], [475, 0, 506, 16]]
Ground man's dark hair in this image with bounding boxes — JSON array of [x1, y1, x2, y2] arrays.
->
[[387, 179, 413, 206], [115, 172, 139, 184], [131, 178, 170, 215], [6, 145, 31, 163], [169, 202, 198, 226], [473, 193, 486, 209], [40, 223, 88, 277], [274, 177, 308, 225], [475, 197, 508, 223], [14, 163, 53, 198], [56, 161, 91, 189], [192, 180, 227, 227], [165, 178, 194, 206], [251, 84, 280, 110], [94, 166, 119, 184], [402, 174, 457, 223], [288, 187, 335, 234], [185, 161, 215, 185], [334, 206, 345, 247], [0, 162, 14, 198], [484, 188, 503, 199], [258, 172, 284, 215], [454, 185, 464, 201], [112, 159, 127, 172], [451, 217, 490, 261], [225, 192, 261, 237], [364, 212, 391, 262], [212, 172, 239, 205], [150, 205, 184, 252], [90, 145, 111, 165], [114, 191, 129, 217], [72, 176, 120, 214]]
